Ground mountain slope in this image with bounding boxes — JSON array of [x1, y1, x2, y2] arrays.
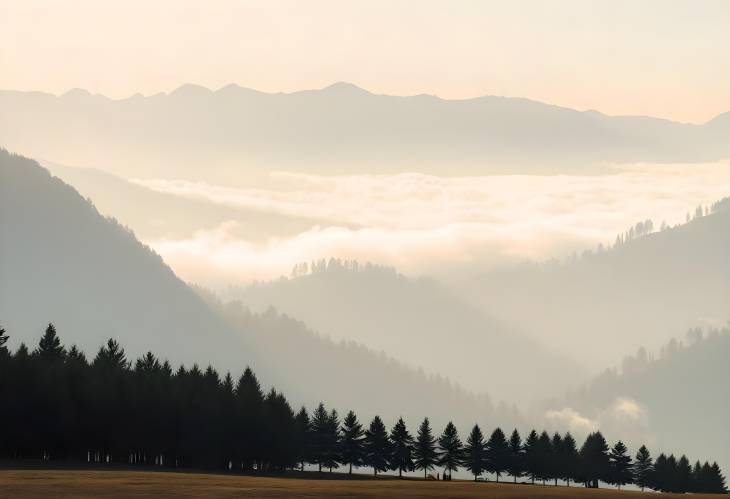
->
[[552, 330, 730, 472], [229, 260, 584, 405], [1, 84, 728, 182], [470, 202, 730, 369], [0, 149, 505, 427]]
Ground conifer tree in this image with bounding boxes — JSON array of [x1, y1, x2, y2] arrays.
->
[[506, 429, 524, 483], [523, 429, 539, 484], [293, 407, 311, 471], [413, 417, 438, 478], [560, 432, 579, 487], [633, 444, 653, 491], [536, 431, 552, 485], [463, 424, 486, 481], [35, 323, 65, 362], [709, 462, 728, 493], [363, 415, 389, 476], [608, 440, 633, 489], [579, 431, 610, 488], [437, 421, 462, 479], [339, 410, 364, 475], [389, 417, 415, 477], [675, 454, 692, 493], [310, 402, 329, 472], [653, 453, 669, 492], [324, 409, 341, 471], [486, 427, 509, 482], [550, 432, 563, 486]]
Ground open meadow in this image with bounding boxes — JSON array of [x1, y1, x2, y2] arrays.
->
[[0, 469, 723, 498]]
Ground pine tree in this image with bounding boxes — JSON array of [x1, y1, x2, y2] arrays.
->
[[633, 444, 653, 491], [35, 323, 65, 362], [324, 409, 340, 472], [93, 338, 127, 369], [293, 407, 311, 471], [363, 415, 389, 476], [437, 422, 462, 479], [653, 453, 669, 492], [608, 440, 633, 489], [506, 429, 524, 483], [536, 431, 552, 485], [523, 429, 539, 484], [675, 455, 692, 493], [310, 402, 329, 472], [413, 417, 438, 478], [550, 432, 563, 486], [339, 410, 364, 475], [463, 424, 485, 481], [709, 462, 728, 493], [560, 433, 579, 487], [389, 417, 415, 477], [579, 431, 610, 488], [486, 427, 509, 482]]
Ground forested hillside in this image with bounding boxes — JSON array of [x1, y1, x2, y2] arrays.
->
[[552, 328, 730, 478], [228, 260, 582, 405], [471, 202, 730, 370], [0, 149, 503, 427]]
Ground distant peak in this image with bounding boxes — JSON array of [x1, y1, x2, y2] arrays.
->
[[170, 83, 213, 97], [321, 81, 370, 95], [61, 88, 92, 98]]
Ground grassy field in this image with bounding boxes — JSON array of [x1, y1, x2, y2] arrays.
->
[[0, 469, 723, 498]]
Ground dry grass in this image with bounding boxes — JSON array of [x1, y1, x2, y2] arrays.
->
[[0, 469, 722, 498]]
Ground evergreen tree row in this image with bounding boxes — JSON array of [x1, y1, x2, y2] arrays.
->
[[0, 324, 726, 494]]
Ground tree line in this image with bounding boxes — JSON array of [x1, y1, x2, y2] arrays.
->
[[0, 324, 726, 493]]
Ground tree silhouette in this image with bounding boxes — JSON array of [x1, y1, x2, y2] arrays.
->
[[311, 402, 330, 472], [608, 440, 632, 489], [293, 407, 311, 471], [506, 429, 524, 483], [363, 415, 389, 476], [523, 429, 539, 484], [0, 325, 8, 355], [35, 323, 66, 362], [339, 410, 364, 475], [413, 418, 438, 478], [560, 433, 579, 487], [437, 422, 462, 480], [1, 322, 726, 488], [389, 417, 415, 477], [579, 431, 610, 488], [633, 445, 653, 491], [463, 424, 486, 481], [486, 427, 509, 482], [536, 431, 552, 485]]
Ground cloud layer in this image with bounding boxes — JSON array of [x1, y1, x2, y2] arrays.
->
[[136, 162, 730, 287]]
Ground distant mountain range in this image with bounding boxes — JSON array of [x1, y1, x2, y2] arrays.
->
[[2, 83, 729, 182], [0, 149, 511, 429]]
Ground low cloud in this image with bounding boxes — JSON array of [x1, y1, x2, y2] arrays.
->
[[137, 162, 730, 287]]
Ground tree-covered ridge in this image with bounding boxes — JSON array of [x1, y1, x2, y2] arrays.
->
[[0, 324, 726, 493]]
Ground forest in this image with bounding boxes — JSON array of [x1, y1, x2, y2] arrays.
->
[[0, 323, 726, 494]]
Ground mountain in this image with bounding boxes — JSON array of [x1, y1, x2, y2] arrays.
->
[[2, 84, 729, 183], [0, 149, 507, 428], [468, 200, 730, 370], [42, 161, 334, 242], [228, 260, 584, 405], [550, 329, 730, 473]]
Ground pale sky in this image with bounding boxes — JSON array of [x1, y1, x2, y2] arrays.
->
[[2, 0, 730, 123]]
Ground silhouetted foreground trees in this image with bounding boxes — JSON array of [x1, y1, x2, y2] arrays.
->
[[0, 324, 726, 493]]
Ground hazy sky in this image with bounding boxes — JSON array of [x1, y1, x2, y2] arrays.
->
[[2, 0, 730, 123]]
